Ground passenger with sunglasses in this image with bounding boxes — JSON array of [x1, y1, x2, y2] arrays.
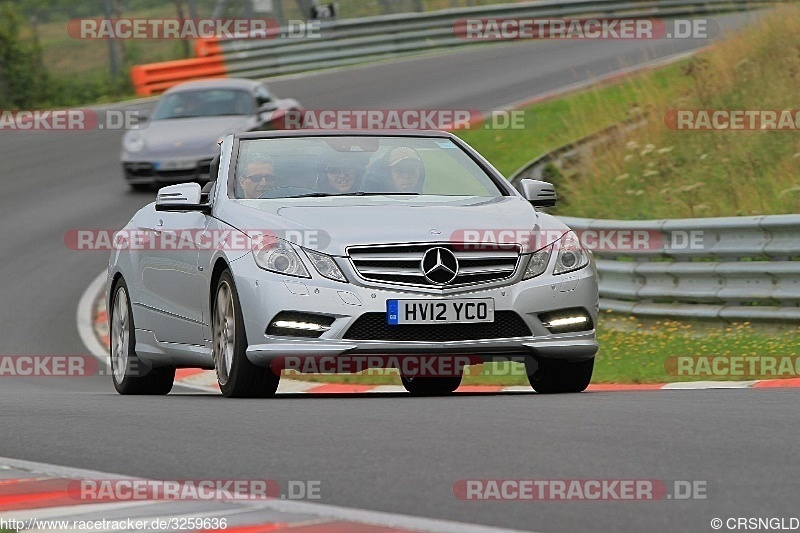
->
[[317, 154, 366, 194]]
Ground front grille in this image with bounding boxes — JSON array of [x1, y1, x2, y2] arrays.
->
[[343, 311, 531, 342], [123, 162, 155, 178], [124, 159, 213, 181], [348, 243, 520, 288]]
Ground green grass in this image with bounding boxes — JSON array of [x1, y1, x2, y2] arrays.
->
[[457, 59, 692, 178], [283, 315, 800, 386]]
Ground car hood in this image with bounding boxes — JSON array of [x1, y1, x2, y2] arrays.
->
[[219, 196, 571, 255], [132, 116, 255, 156]]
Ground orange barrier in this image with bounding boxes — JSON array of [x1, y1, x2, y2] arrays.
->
[[194, 37, 222, 58], [130, 55, 227, 96]]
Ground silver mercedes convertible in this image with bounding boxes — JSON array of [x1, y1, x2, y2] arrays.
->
[[107, 130, 599, 397]]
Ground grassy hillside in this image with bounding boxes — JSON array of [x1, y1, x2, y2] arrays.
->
[[461, 6, 800, 218]]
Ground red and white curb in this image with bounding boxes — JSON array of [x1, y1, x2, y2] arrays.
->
[[82, 272, 800, 394], [0, 456, 527, 533]]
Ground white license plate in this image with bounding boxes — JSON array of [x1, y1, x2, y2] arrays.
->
[[156, 159, 197, 171], [387, 298, 494, 325]]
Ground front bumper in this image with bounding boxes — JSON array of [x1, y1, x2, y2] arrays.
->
[[122, 158, 214, 185], [230, 253, 600, 369]]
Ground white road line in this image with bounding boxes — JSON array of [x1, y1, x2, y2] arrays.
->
[[0, 501, 164, 521], [0, 456, 532, 533], [662, 380, 758, 389], [76, 270, 109, 364]]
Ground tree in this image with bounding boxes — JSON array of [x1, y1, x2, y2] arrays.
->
[[0, 2, 49, 108]]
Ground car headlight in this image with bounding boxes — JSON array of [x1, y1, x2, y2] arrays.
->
[[252, 238, 310, 278], [522, 246, 552, 280], [303, 249, 347, 282], [553, 231, 589, 275], [123, 131, 145, 153]]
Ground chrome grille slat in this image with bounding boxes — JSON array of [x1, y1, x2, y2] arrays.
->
[[357, 267, 425, 276], [348, 243, 520, 287], [458, 265, 516, 275], [453, 252, 519, 260], [349, 253, 424, 261]]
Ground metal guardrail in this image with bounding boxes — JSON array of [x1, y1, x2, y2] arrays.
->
[[560, 215, 800, 321], [132, 0, 783, 94], [509, 127, 800, 321]]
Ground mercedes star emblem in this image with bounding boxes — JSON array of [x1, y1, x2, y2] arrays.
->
[[421, 247, 459, 285]]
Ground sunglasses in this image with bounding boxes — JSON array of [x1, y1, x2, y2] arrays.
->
[[243, 173, 276, 183]]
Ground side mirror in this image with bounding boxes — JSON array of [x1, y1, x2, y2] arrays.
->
[[259, 101, 278, 113], [519, 179, 557, 208], [155, 183, 210, 213]]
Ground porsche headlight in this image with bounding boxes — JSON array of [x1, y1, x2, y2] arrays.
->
[[123, 131, 145, 153], [553, 231, 589, 275], [522, 246, 551, 280], [304, 249, 347, 282], [252, 238, 310, 278]]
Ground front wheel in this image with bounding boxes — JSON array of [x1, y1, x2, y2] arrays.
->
[[527, 357, 594, 394], [213, 270, 280, 398], [109, 279, 175, 395], [401, 375, 462, 396]]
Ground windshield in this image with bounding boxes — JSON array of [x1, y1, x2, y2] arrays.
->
[[231, 136, 504, 199], [151, 89, 255, 120]]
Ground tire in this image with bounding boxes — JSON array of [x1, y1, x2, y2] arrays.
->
[[527, 356, 594, 394], [109, 279, 175, 395], [401, 374, 462, 396], [213, 270, 280, 398], [129, 183, 152, 192]]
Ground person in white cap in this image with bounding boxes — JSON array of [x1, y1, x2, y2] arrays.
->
[[387, 147, 425, 193]]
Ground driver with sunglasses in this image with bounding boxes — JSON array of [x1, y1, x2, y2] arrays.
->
[[238, 156, 278, 198]]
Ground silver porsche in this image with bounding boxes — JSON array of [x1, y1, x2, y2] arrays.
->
[[120, 78, 301, 191], [107, 130, 599, 397]]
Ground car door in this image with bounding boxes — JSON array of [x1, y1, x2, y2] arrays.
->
[[139, 210, 209, 345]]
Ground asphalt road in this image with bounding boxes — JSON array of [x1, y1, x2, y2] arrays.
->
[[2, 11, 798, 532]]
